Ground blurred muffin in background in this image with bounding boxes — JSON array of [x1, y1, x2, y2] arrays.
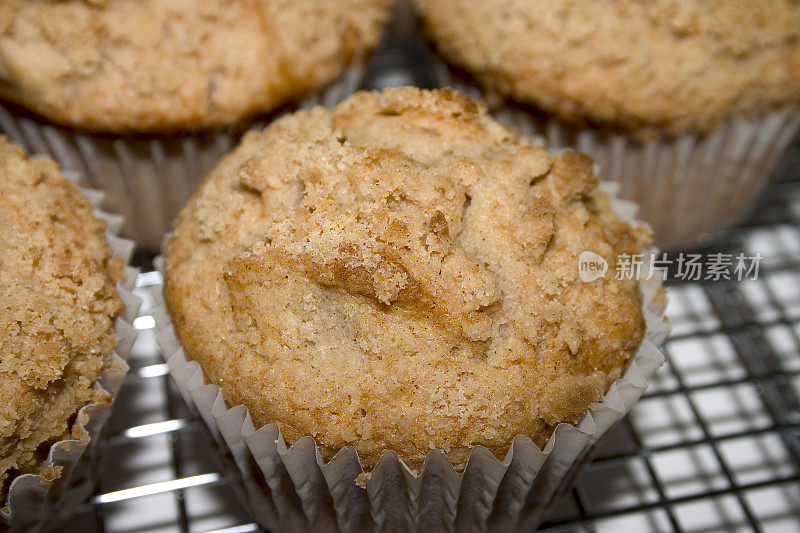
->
[[0, 0, 393, 132], [417, 0, 800, 249]]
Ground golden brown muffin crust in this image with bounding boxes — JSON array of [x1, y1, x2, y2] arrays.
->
[[164, 88, 649, 469], [0, 0, 392, 132], [417, 0, 800, 134], [0, 137, 124, 498]]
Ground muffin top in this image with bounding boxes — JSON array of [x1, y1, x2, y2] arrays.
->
[[164, 87, 648, 469], [0, 0, 392, 132], [417, 0, 800, 135], [0, 137, 124, 498]]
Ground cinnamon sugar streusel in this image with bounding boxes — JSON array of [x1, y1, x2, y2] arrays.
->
[[163, 87, 650, 469], [0, 137, 124, 498]]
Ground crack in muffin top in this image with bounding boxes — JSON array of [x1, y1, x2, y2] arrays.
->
[[164, 87, 650, 469]]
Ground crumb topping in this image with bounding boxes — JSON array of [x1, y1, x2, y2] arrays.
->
[[0, 137, 123, 498]]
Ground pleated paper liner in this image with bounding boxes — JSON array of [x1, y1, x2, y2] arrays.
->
[[0, 175, 141, 532], [430, 60, 800, 251], [0, 66, 367, 252], [150, 187, 670, 532]]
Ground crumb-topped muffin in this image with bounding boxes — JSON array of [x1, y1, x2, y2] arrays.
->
[[417, 0, 800, 134], [0, 137, 124, 499], [0, 0, 392, 132], [163, 87, 650, 469]]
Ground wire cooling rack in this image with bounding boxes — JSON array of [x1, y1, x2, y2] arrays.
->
[[15, 5, 800, 532]]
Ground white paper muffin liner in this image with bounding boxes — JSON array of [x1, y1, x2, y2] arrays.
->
[[431, 61, 800, 251], [150, 187, 670, 532], [0, 66, 367, 251], [0, 172, 141, 532]]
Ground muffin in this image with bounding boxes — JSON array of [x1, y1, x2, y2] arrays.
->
[[0, 0, 394, 248], [0, 0, 393, 132], [159, 87, 668, 530], [0, 137, 136, 529], [417, 0, 800, 249]]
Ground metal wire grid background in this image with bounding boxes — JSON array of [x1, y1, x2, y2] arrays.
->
[[10, 7, 797, 532]]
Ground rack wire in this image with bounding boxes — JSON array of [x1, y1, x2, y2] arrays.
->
[[14, 6, 800, 532]]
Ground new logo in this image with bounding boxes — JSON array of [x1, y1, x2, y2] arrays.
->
[[577, 251, 608, 282]]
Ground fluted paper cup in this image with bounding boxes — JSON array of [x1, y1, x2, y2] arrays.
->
[[0, 67, 366, 252], [0, 175, 140, 532], [150, 187, 669, 532], [431, 61, 800, 251]]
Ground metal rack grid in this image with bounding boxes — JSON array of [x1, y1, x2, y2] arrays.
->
[[10, 6, 799, 532]]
